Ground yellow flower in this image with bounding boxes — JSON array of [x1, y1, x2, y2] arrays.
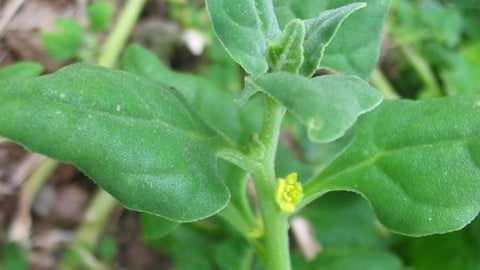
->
[[275, 172, 303, 213]]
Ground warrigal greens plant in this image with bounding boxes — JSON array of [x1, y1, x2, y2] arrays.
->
[[2, 0, 480, 269]]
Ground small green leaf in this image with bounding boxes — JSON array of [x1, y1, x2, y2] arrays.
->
[[205, 0, 281, 74], [300, 2, 366, 76], [320, 0, 390, 78], [140, 213, 179, 240], [273, 0, 391, 78], [0, 64, 230, 222], [0, 61, 44, 80], [293, 249, 404, 270], [303, 96, 480, 236], [240, 73, 383, 143], [41, 19, 83, 60], [87, 1, 114, 32], [267, 19, 305, 73]]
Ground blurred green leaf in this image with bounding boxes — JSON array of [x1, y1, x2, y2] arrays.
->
[[2, 243, 28, 270], [214, 239, 254, 270], [442, 42, 480, 95], [0, 61, 43, 80], [293, 249, 403, 270], [302, 192, 385, 248], [41, 19, 83, 60], [418, 1, 464, 47], [87, 1, 114, 32], [97, 235, 118, 265], [275, 141, 314, 182], [304, 97, 480, 236], [140, 213, 179, 240], [406, 216, 480, 270]]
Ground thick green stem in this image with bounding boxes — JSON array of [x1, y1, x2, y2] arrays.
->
[[253, 97, 291, 270], [97, 0, 147, 68], [370, 68, 399, 99], [255, 170, 291, 270], [400, 45, 442, 98]]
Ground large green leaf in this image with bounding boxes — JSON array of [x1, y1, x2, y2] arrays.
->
[[303, 96, 480, 236], [240, 73, 382, 143], [0, 64, 230, 222], [121, 45, 258, 230], [273, 0, 391, 78], [300, 2, 366, 76], [205, 0, 280, 75]]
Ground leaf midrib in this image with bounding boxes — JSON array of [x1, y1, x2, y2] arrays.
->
[[32, 95, 216, 142], [308, 136, 478, 193]]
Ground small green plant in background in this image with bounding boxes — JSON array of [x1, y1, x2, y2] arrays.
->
[[1, 0, 480, 269], [41, 1, 114, 63]]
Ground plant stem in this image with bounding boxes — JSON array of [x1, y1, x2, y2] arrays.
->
[[370, 67, 399, 99], [97, 0, 147, 68], [253, 97, 291, 270], [9, 158, 58, 246], [400, 45, 442, 98]]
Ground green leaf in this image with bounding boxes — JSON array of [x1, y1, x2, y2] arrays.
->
[[293, 249, 404, 270], [303, 96, 480, 236], [240, 73, 383, 143], [2, 243, 28, 270], [97, 235, 118, 265], [0, 64, 230, 222], [41, 19, 83, 60], [121, 44, 260, 145], [0, 61, 44, 80], [168, 226, 217, 270], [140, 213, 179, 240], [300, 2, 366, 76], [121, 45, 258, 227], [406, 216, 480, 270], [267, 19, 305, 73], [303, 192, 386, 249], [273, 0, 391, 78], [442, 42, 480, 96], [214, 239, 254, 270], [205, 0, 281, 74], [87, 1, 114, 32]]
